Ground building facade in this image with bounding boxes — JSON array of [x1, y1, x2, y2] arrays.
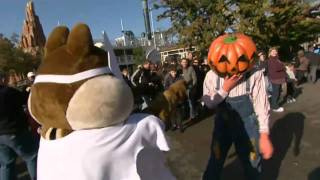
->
[[160, 46, 197, 62]]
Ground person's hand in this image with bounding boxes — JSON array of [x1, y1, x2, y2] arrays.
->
[[259, 133, 274, 159], [26, 87, 31, 92], [37, 127, 42, 134], [222, 74, 243, 92]]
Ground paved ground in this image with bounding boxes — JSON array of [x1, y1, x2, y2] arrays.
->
[[17, 82, 320, 180], [166, 82, 320, 180]]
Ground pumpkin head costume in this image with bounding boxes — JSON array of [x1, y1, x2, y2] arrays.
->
[[29, 23, 185, 180], [207, 33, 256, 77], [202, 33, 273, 179]]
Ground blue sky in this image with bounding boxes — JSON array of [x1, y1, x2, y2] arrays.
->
[[0, 0, 171, 41]]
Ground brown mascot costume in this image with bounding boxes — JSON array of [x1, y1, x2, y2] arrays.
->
[[29, 23, 186, 180]]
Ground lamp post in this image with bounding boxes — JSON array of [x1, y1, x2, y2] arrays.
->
[[142, 0, 152, 40], [149, 8, 157, 49], [121, 19, 129, 71]]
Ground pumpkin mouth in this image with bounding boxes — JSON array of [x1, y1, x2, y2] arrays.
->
[[231, 68, 237, 73]]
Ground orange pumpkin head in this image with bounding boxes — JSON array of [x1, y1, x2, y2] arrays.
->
[[208, 33, 256, 77]]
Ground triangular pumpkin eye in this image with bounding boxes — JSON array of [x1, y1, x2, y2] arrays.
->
[[219, 55, 229, 63], [238, 55, 248, 62]]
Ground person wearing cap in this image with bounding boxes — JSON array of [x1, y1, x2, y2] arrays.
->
[[27, 72, 35, 83], [25, 72, 35, 93], [24, 72, 41, 140], [0, 72, 38, 180]]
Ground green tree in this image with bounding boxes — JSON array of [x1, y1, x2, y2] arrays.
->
[[10, 33, 20, 47], [156, 0, 236, 55], [156, 0, 320, 60], [235, 0, 320, 60], [0, 35, 40, 74]]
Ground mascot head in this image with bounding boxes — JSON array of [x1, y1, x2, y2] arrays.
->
[[28, 23, 134, 139], [208, 33, 257, 77]]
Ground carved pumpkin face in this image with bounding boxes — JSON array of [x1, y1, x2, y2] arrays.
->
[[208, 33, 256, 77]]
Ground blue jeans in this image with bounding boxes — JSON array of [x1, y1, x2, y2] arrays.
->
[[0, 130, 38, 180], [264, 76, 272, 95], [271, 83, 281, 109], [203, 114, 261, 180], [187, 89, 197, 119], [203, 95, 261, 180], [308, 65, 319, 83]]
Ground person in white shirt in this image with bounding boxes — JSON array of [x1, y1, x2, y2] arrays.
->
[[285, 63, 297, 103]]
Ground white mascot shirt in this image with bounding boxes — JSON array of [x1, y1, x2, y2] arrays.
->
[[37, 113, 175, 180]]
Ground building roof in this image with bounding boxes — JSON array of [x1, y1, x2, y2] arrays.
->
[[159, 45, 196, 52]]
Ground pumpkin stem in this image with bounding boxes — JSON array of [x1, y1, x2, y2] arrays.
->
[[224, 35, 237, 44]]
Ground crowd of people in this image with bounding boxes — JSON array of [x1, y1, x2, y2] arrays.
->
[[121, 46, 319, 129], [255, 46, 320, 113], [0, 71, 38, 180], [0, 44, 319, 179], [122, 52, 210, 131]]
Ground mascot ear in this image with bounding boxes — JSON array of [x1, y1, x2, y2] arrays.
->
[[66, 23, 93, 57], [45, 26, 69, 57]]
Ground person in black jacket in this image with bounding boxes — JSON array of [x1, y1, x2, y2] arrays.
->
[[163, 65, 184, 130], [0, 72, 38, 180], [150, 63, 164, 95], [121, 67, 133, 88], [164, 65, 182, 90], [131, 60, 155, 109]]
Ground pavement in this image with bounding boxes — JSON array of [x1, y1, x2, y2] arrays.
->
[[17, 82, 320, 180], [166, 82, 320, 180]]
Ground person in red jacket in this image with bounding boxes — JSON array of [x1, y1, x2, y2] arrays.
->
[[267, 47, 286, 112]]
